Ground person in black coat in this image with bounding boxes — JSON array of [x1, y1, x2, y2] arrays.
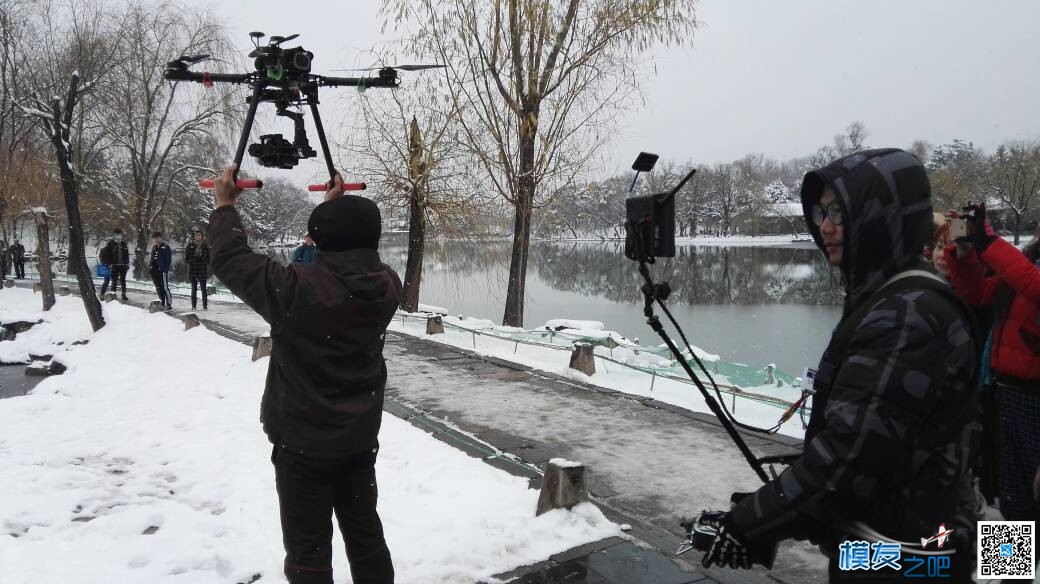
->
[[9, 240, 25, 279], [208, 165, 401, 584], [149, 232, 173, 309], [697, 150, 982, 582], [184, 230, 211, 310], [99, 228, 131, 300]]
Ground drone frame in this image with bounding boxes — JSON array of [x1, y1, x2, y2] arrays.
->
[[164, 32, 408, 192]]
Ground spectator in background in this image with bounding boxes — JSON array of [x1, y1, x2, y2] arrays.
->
[[0, 240, 8, 280], [946, 207, 1040, 522], [926, 212, 952, 277], [149, 232, 173, 310], [292, 234, 316, 264], [185, 230, 211, 311], [9, 240, 26, 279], [100, 228, 131, 301]]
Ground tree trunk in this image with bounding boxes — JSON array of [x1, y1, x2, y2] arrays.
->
[[400, 189, 426, 313], [54, 141, 104, 331], [502, 111, 537, 327], [401, 117, 427, 313], [133, 227, 148, 281], [1014, 212, 1022, 245], [34, 210, 55, 311]]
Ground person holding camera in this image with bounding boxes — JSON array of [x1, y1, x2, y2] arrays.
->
[[100, 228, 131, 301], [698, 149, 981, 581], [207, 165, 401, 584], [944, 207, 1040, 523], [184, 230, 211, 310]]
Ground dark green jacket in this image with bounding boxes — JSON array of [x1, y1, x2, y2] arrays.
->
[[208, 205, 402, 458]]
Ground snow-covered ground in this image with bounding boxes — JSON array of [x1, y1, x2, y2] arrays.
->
[[0, 289, 619, 583], [390, 313, 809, 439]]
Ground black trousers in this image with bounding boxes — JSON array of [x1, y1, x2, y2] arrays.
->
[[272, 446, 394, 584], [190, 276, 207, 309], [101, 265, 128, 297], [151, 270, 171, 307], [13, 259, 25, 278]]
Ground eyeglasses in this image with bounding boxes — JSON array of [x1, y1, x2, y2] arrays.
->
[[811, 201, 844, 227]]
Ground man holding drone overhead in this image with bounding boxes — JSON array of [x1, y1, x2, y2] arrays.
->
[[208, 165, 401, 584]]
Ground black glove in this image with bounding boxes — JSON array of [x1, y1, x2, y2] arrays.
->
[[956, 202, 996, 252], [700, 513, 753, 570]]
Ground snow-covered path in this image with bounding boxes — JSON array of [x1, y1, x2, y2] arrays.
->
[[0, 289, 620, 584], [163, 293, 829, 583]]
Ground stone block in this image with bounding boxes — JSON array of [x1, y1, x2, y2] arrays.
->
[[178, 313, 201, 330], [252, 335, 273, 361], [103, 293, 117, 302], [568, 343, 596, 376], [59, 286, 70, 296], [148, 300, 164, 313], [426, 315, 444, 335], [536, 458, 588, 516], [2, 279, 12, 288]]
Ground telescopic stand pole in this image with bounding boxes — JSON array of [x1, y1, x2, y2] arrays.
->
[[637, 259, 770, 484]]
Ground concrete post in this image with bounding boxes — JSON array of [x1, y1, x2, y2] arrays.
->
[[426, 315, 444, 335], [3, 279, 12, 288], [178, 313, 201, 330], [148, 300, 164, 313], [59, 286, 70, 296], [32, 282, 42, 293], [568, 343, 596, 376], [103, 293, 117, 302], [536, 459, 588, 516], [252, 335, 273, 361]]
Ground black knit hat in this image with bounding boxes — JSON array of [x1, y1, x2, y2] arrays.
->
[[307, 196, 381, 252]]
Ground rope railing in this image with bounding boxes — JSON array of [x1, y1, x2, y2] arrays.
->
[[392, 311, 813, 416]]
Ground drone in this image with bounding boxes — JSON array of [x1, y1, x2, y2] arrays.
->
[[164, 32, 444, 191]]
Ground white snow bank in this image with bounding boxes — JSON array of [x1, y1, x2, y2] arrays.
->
[[0, 292, 92, 363], [0, 289, 619, 583], [545, 319, 604, 331], [549, 458, 583, 468]]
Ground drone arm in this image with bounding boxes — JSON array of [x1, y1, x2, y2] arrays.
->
[[164, 69, 253, 84], [316, 75, 398, 89]]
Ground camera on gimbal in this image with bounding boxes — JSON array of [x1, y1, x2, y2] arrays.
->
[[247, 134, 306, 169]]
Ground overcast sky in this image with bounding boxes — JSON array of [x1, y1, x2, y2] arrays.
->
[[186, 0, 1040, 183]]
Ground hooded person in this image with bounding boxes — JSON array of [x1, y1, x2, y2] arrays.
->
[[207, 168, 401, 584], [696, 149, 981, 582]]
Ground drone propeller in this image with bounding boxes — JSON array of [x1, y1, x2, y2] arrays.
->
[[166, 53, 210, 69], [332, 64, 446, 73], [269, 34, 299, 46]]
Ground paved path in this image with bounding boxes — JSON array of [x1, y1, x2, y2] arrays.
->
[[21, 282, 829, 583]]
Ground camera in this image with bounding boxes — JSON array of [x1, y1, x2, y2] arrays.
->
[[249, 134, 304, 169]]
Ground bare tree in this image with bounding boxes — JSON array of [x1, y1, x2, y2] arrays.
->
[[988, 140, 1040, 244], [387, 0, 698, 326], [27, 75, 105, 329], [92, 0, 237, 278], [343, 76, 483, 311]]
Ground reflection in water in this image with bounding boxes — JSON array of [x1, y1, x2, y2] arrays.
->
[[376, 240, 844, 374]]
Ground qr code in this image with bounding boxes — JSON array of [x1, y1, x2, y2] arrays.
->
[[978, 521, 1035, 580]]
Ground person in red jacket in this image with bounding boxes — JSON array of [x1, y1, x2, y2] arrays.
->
[[946, 204, 1040, 522]]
